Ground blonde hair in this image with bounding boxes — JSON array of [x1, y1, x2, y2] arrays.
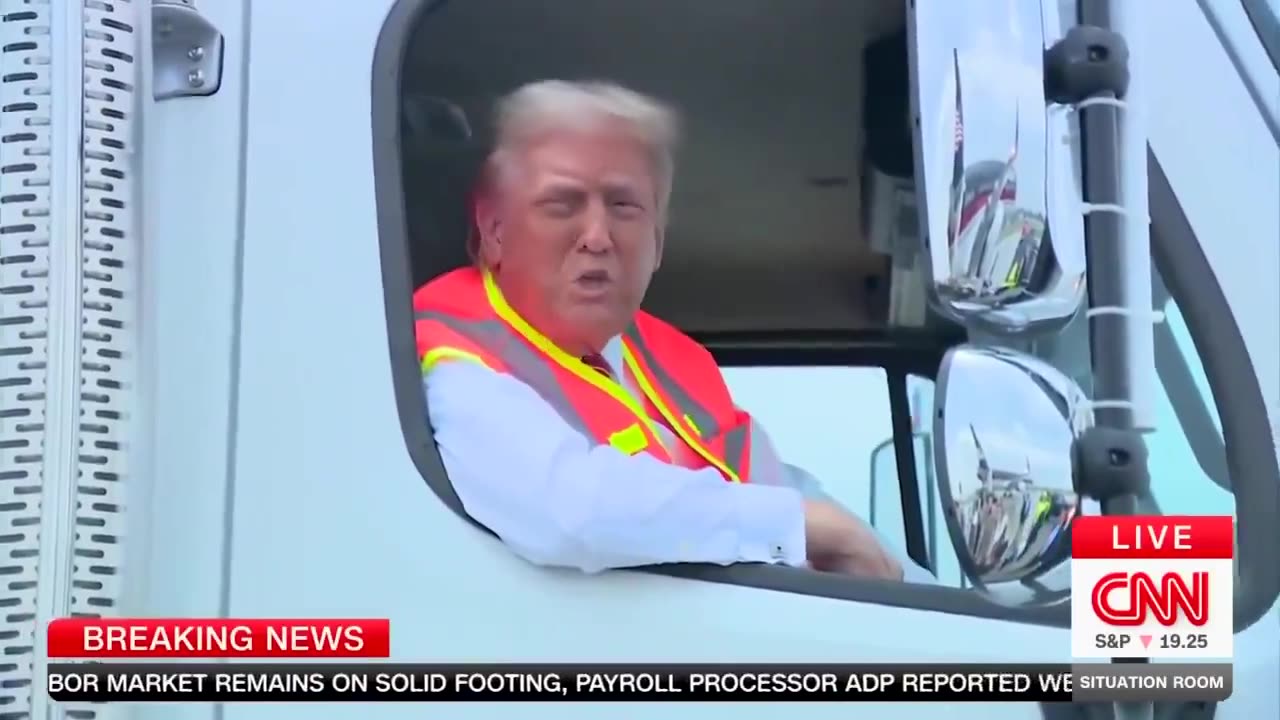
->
[[467, 80, 680, 265]]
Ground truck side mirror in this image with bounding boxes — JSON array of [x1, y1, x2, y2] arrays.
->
[[933, 344, 1085, 605]]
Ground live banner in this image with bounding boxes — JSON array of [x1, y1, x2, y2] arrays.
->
[[47, 663, 1232, 703]]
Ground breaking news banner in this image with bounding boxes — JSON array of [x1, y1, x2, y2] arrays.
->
[[45, 662, 1233, 703], [45, 617, 392, 658], [1070, 515, 1234, 660]]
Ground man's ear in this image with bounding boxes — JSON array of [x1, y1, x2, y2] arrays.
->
[[473, 194, 503, 265], [652, 227, 665, 272]]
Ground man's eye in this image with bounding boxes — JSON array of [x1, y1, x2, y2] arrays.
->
[[540, 199, 573, 213], [611, 200, 643, 214]]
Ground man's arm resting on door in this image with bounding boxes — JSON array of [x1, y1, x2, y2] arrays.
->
[[745, 418, 938, 584], [423, 360, 808, 574]]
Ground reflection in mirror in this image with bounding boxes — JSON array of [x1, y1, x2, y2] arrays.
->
[[933, 345, 1093, 606], [912, 0, 1087, 336]]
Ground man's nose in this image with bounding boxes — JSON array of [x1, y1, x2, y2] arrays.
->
[[577, 199, 613, 253]]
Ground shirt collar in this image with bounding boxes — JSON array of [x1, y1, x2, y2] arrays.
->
[[600, 335, 624, 374]]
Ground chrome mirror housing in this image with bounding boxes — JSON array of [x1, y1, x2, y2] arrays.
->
[[911, 2, 1088, 336], [933, 344, 1093, 604]]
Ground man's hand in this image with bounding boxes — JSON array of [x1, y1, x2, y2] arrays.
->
[[803, 500, 903, 581]]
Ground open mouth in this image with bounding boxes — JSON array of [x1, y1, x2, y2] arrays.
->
[[575, 269, 612, 290]]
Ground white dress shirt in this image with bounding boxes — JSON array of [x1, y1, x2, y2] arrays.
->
[[425, 335, 935, 583]]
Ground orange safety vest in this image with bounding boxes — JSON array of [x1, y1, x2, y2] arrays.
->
[[413, 267, 753, 483]]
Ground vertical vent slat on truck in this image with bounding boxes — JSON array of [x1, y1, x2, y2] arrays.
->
[[0, 4, 53, 718], [75, 0, 136, 638], [0, 1, 138, 718]]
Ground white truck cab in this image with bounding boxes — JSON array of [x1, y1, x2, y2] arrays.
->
[[1, 1, 1277, 719]]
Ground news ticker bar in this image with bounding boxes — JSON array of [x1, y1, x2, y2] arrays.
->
[[47, 663, 1232, 703]]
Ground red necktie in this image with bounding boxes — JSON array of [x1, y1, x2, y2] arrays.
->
[[581, 353, 614, 379]]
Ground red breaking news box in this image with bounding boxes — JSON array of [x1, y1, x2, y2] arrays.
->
[[46, 618, 391, 658]]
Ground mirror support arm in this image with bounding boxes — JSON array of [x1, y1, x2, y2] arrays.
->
[[1071, 1, 1145, 514], [1073, 1, 1157, 714]]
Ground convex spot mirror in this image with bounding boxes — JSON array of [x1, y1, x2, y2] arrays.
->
[[910, 0, 1087, 336], [932, 345, 1091, 606]]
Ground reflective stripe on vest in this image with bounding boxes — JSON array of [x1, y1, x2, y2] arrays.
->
[[621, 323, 749, 475], [415, 270, 746, 482]]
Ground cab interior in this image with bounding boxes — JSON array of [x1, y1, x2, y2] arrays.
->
[[396, 0, 940, 338]]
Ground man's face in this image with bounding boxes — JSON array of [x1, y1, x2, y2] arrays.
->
[[479, 123, 663, 355]]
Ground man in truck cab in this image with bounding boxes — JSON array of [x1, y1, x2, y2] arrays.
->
[[414, 79, 931, 582]]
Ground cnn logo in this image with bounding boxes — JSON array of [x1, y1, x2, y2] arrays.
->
[[1090, 570, 1209, 626], [1070, 516, 1233, 660]]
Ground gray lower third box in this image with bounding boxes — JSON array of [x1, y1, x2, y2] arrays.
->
[[1072, 664, 1232, 702]]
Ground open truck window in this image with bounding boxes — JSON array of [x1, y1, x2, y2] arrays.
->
[[372, 0, 1046, 626], [370, 0, 1279, 631]]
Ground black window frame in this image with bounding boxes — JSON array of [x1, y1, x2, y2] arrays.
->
[[371, 0, 1280, 633], [1240, 0, 1280, 71]]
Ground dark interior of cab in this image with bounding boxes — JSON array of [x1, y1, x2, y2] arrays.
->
[[397, 0, 927, 337]]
